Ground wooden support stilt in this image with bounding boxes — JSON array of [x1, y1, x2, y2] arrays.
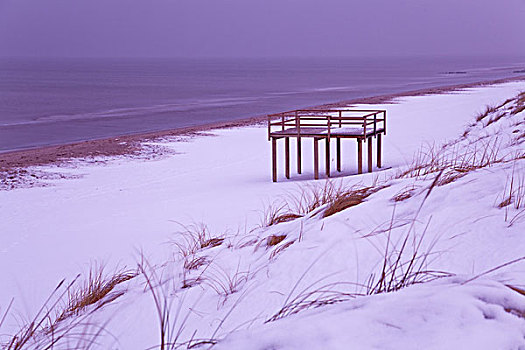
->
[[336, 138, 341, 172], [272, 137, 277, 182], [357, 138, 363, 174], [285, 137, 290, 179], [377, 133, 382, 168], [368, 137, 373, 173], [313, 138, 319, 180], [325, 138, 331, 177], [297, 137, 302, 174]]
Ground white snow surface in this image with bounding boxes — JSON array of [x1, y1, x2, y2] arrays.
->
[[216, 279, 525, 350], [1, 81, 525, 349]]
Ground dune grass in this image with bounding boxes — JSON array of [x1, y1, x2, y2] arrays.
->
[[204, 263, 251, 300], [391, 185, 418, 202], [396, 91, 525, 186], [171, 223, 225, 259], [265, 234, 287, 247], [396, 137, 504, 182], [475, 104, 498, 122], [0, 269, 127, 350], [266, 217, 450, 323], [55, 264, 136, 323], [322, 185, 387, 218], [497, 160, 525, 226], [511, 91, 525, 115], [261, 179, 388, 228]]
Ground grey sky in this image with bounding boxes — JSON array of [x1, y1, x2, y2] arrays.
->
[[1, 0, 524, 58]]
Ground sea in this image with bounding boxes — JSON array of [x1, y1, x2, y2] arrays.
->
[[1, 56, 524, 152]]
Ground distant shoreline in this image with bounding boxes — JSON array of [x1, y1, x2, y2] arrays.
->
[[1, 74, 524, 173]]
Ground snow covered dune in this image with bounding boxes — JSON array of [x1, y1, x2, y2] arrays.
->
[[216, 279, 525, 350]]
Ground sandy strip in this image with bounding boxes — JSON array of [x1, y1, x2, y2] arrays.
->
[[1, 75, 524, 173]]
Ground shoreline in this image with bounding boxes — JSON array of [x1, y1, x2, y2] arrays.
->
[[1, 74, 524, 172]]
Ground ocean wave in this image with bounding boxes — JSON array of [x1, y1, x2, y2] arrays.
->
[[310, 86, 356, 92], [267, 86, 355, 97], [1, 97, 259, 127]]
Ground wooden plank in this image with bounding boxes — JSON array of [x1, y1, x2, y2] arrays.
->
[[336, 138, 341, 172], [368, 137, 373, 173], [285, 137, 290, 179], [272, 137, 277, 182], [377, 133, 382, 168], [325, 137, 330, 177], [298, 117, 368, 122], [314, 138, 319, 180], [357, 138, 363, 174], [295, 109, 385, 113]]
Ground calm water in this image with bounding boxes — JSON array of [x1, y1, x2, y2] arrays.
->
[[1, 56, 524, 152]]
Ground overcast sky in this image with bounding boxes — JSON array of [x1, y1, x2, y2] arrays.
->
[[1, 0, 524, 58]]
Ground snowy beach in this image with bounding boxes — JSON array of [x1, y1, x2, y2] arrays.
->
[[1, 80, 525, 349]]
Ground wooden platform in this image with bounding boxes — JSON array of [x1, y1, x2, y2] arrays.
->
[[268, 109, 386, 182]]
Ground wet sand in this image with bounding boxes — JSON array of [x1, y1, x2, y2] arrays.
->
[[1, 75, 524, 173]]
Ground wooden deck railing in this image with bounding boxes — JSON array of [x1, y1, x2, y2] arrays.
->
[[267, 109, 386, 141]]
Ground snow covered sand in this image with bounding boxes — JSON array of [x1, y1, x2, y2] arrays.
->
[[1, 81, 525, 349]]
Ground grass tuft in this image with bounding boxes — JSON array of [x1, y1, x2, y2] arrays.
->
[[511, 91, 525, 115], [266, 283, 354, 323], [261, 203, 303, 227], [269, 241, 295, 260], [138, 255, 195, 350], [266, 234, 287, 247], [204, 263, 250, 300], [184, 256, 209, 271], [171, 223, 225, 259], [391, 185, 417, 202], [367, 185, 451, 294], [260, 180, 390, 228], [323, 185, 387, 218], [485, 112, 506, 126], [55, 264, 136, 323], [476, 105, 498, 122], [1, 275, 114, 350], [497, 161, 525, 225]]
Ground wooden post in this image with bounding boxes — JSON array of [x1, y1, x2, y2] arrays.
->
[[383, 111, 386, 135], [267, 115, 271, 141], [285, 137, 290, 179], [368, 137, 373, 173], [336, 138, 341, 172], [377, 133, 382, 168], [325, 137, 330, 177], [357, 138, 363, 174], [296, 111, 302, 174], [313, 138, 319, 180], [272, 137, 277, 182], [297, 137, 302, 174]]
